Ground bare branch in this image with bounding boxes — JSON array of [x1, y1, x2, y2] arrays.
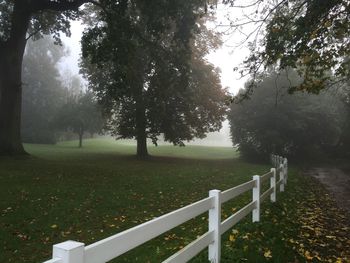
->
[[225, 0, 263, 9]]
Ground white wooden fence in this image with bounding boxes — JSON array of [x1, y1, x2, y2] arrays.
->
[[43, 154, 288, 263]]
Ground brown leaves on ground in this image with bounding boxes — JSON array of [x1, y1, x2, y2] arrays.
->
[[288, 176, 350, 262]]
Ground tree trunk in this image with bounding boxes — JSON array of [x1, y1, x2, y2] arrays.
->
[[0, 50, 26, 155], [131, 49, 148, 159], [78, 133, 83, 148], [135, 97, 148, 158], [78, 127, 84, 148], [134, 76, 148, 158], [0, 4, 30, 155], [136, 111, 148, 159]]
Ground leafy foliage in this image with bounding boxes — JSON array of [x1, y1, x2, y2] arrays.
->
[[81, 0, 228, 155], [229, 70, 346, 161], [243, 0, 350, 93], [0, 0, 86, 44]]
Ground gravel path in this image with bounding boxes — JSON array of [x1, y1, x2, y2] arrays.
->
[[304, 168, 350, 217]]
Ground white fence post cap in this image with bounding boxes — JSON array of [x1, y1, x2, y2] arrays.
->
[[53, 241, 85, 263], [54, 241, 84, 250]]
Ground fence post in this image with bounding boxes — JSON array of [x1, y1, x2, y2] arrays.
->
[[52, 241, 84, 263], [252, 175, 261, 222], [275, 155, 277, 167], [275, 156, 278, 166], [270, 168, 276, 202], [279, 164, 285, 192], [208, 190, 221, 263], [270, 154, 273, 166], [284, 158, 288, 185]]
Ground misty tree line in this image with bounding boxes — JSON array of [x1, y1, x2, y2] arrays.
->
[[229, 69, 350, 161], [14, 1, 228, 156], [228, 0, 350, 161], [24, 35, 350, 162], [1, 0, 349, 159], [22, 37, 104, 147]]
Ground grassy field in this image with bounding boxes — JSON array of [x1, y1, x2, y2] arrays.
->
[[24, 138, 239, 160], [0, 139, 349, 262]]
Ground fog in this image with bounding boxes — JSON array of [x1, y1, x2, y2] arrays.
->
[[104, 120, 232, 147], [54, 5, 252, 148]]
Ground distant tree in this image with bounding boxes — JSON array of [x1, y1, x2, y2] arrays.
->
[[81, 0, 228, 158], [55, 91, 104, 147], [21, 37, 67, 144], [61, 69, 83, 98], [229, 70, 346, 161]]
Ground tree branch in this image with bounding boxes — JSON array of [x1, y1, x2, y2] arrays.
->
[[30, 0, 99, 13], [25, 26, 42, 41]]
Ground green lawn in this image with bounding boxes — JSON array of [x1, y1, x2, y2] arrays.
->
[[24, 138, 239, 160], [0, 139, 348, 262]]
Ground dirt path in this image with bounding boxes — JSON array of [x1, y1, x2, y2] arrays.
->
[[304, 168, 350, 217]]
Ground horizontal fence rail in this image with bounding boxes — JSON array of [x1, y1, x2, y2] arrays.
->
[[221, 179, 256, 203], [220, 201, 256, 235], [84, 197, 214, 263], [43, 155, 288, 263]]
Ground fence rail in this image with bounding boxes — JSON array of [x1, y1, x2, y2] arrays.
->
[[43, 154, 288, 263]]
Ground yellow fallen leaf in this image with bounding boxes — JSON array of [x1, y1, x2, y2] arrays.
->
[[304, 251, 313, 260], [229, 234, 235, 242], [264, 249, 272, 258], [232, 229, 239, 235], [51, 224, 58, 229], [242, 234, 249, 239]]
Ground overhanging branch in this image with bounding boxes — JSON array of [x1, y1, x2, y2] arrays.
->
[[29, 0, 100, 13]]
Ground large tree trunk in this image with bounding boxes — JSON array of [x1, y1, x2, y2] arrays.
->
[[134, 76, 148, 158], [136, 102, 148, 158], [0, 3, 30, 155], [0, 50, 26, 155], [132, 49, 148, 159]]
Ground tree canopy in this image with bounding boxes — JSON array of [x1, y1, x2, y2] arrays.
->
[[241, 0, 350, 94], [0, 0, 87, 42]]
